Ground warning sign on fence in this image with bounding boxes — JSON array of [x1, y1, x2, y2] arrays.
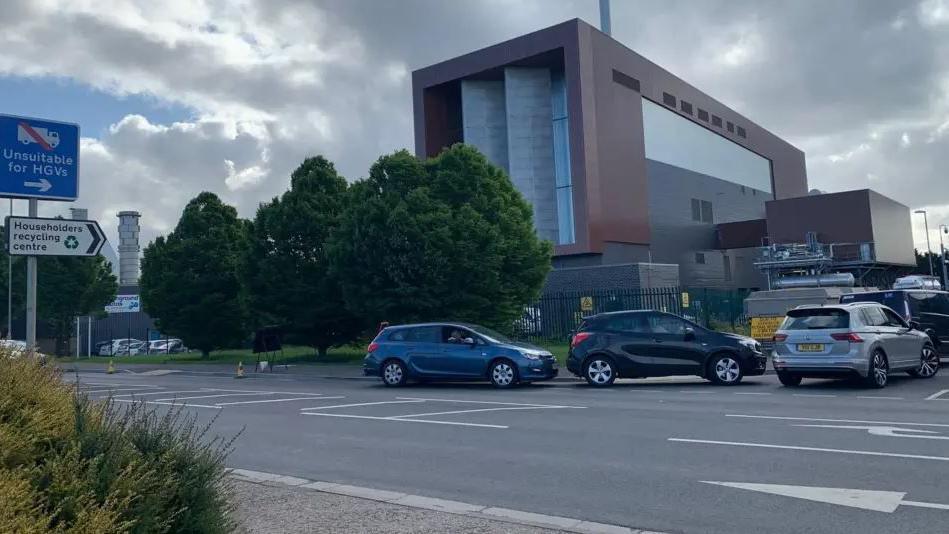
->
[[681, 292, 690, 308], [580, 296, 593, 312], [750, 316, 784, 340]]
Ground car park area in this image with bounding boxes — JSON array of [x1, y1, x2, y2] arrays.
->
[[66, 362, 949, 534]]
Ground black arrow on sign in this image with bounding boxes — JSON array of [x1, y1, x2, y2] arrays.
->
[[85, 222, 105, 255]]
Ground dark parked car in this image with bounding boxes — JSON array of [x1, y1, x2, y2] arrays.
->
[[567, 310, 767, 386], [363, 323, 558, 388], [840, 289, 949, 361]]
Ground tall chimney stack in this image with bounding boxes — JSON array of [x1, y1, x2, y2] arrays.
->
[[599, 0, 612, 36], [117, 211, 141, 286], [69, 207, 88, 220]]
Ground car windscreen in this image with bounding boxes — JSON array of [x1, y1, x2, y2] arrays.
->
[[469, 325, 513, 344], [781, 309, 850, 330]]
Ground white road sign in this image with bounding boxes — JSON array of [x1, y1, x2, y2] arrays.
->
[[105, 295, 140, 314], [6, 216, 106, 256], [703, 481, 949, 513]]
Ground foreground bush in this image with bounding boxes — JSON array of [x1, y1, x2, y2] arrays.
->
[[0, 354, 235, 533]]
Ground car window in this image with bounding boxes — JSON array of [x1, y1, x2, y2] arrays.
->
[[387, 329, 407, 341], [842, 292, 910, 319], [782, 309, 850, 330], [441, 327, 478, 344], [881, 308, 907, 328], [647, 314, 688, 335], [603, 314, 649, 333], [861, 307, 888, 327], [908, 292, 928, 316], [406, 326, 441, 343], [932, 293, 949, 315]]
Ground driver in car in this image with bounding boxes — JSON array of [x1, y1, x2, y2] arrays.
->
[[447, 329, 474, 344]]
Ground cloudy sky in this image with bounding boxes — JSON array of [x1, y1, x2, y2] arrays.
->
[[1, 0, 947, 255]]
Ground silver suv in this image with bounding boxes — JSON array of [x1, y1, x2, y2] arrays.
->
[[772, 302, 938, 388]]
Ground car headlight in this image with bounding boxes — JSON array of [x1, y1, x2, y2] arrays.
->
[[520, 351, 541, 360], [739, 339, 760, 352]]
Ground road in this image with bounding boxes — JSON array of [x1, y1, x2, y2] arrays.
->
[[66, 367, 949, 534]]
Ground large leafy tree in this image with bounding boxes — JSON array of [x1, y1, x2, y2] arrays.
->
[[245, 157, 363, 357], [329, 145, 552, 330], [141, 192, 248, 358], [0, 227, 26, 338], [38, 255, 118, 355]]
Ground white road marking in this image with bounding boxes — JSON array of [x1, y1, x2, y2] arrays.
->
[[856, 396, 904, 400], [300, 400, 427, 411], [627, 389, 663, 393], [390, 405, 579, 419], [84, 387, 162, 395], [701, 481, 940, 513], [111, 398, 221, 409], [734, 392, 772, 396], [926, 389, 949, 401], [301, 412, 508, 429], [153, 392, 272, 402], [792, 394, 837, 398], [396, 397, 585, 409], [726, 414, 949, 428], [669, 438, 949, 462], [111, 390, 210, 398], [215, 396, 345, 406], [678, 390, 715, 394], [794, 424, 949, 441]]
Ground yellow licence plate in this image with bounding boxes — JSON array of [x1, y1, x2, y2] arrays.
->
[[797, 343, 824, 352]]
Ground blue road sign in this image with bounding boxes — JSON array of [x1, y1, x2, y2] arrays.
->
[[0, 114, 79, 201]]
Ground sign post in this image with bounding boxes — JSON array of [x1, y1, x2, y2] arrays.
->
[[0, 114, 80, 356]]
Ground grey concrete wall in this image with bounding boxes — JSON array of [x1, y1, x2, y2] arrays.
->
[[460, 80, 508, 172], [504, 67, 559, 244], [646, 159, 768, 288], [868, 190, 915, 266]]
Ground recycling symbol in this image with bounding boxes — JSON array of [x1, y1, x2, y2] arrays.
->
[[64, 236, 79, 250]]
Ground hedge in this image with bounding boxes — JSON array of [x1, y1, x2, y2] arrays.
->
[[0, 354, 235, 533]]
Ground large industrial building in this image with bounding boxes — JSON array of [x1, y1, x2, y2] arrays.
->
[[412, 18, 915, 291]]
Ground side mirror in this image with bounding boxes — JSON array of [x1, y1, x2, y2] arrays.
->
[[684, 327, 696, 341], [909, 321, 920, 330]]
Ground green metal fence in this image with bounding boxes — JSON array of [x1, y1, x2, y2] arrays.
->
[[512, 287, 751, 343]]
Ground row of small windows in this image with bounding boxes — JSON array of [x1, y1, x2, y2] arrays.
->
[[690, 198, 713, 223], [662, 92, 747, 139]]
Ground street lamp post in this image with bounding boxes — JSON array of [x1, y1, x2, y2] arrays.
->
[[915, 210, 934, 276], [940, 224, 948, 290]]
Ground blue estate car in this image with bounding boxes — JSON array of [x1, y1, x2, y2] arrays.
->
[[363, 323, 558, 388]]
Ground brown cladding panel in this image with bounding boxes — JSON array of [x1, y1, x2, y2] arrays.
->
[[766, 190, 874, 244], [716, 219, 768, 249]]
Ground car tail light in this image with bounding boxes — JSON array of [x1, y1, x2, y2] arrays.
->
[[571, 332, 592, 348], [773, 334, 787, 342], [831, 332, 863, 343], [367, 342, 380, 353]]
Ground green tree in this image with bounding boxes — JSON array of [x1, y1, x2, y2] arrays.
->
[[38, 255, 118, 355], [141, 192, 248, 358], [329, 145, 552, 330], [245, 157, 364, 357], [0, 227, 26, 338]]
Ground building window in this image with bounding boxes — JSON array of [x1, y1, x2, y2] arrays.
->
[[741, 185, 746, 195], [711, 115, 723, 127], [726, 121, 735, 133], [737, 126, 746, 138], [695, 252, 706, 264], [662, 92, 676, 107], [612, 69, 640, 92], [701, 200, 713, 223], [691, 198, 701, 221], [723, 255, 732, 281], [680, 100, 693, 115], [697, 109, 709, 122], [551, 70, 575, 245]]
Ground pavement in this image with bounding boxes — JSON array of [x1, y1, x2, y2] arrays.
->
[[65, 363, 949, 534]]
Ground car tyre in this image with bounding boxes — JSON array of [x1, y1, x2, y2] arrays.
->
[[907, 344, 939, 379], [777, 372, 802, 387], [583, 356, 617, 387], [708, 354, 743, 385], [489, 359, 518, 388], [864, 350, 888, 389], [381, 359, 408, 387]]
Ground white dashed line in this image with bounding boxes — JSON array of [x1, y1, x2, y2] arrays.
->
[[792, 394, 837, 398], [734, 392, 772, 396], [926, 389, 949, 401], [668, 438, 949, 462], [300, 412, 508, 429], [726, 414, 949, 428], [216, 396, 345, 406], [856, 396, 904, 400]]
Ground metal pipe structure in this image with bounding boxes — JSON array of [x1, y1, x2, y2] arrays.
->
[[25, 199, 37, 355], [915, 210, 934, 276], [940, 224, 948, 290]]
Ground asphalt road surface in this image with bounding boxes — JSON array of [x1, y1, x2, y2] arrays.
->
[[66, 368, 949, 534]]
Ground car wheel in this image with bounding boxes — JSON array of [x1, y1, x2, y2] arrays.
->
[[490, 360, 517, 388], [908, 344, 939, 379], [864, 350, 888, 388], [583, 357, 616, 387], [708, 354, 743, 385], [777, 372, 803, 387], [381, 360, 407, 387]]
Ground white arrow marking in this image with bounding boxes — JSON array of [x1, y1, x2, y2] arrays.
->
[[702, 481, 949, 513], [24, 178, 52, 192], [794, 424, 949, 440], [927, 389, 949, 401]]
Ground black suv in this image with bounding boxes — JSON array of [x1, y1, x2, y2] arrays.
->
[[567, 310, 767, 387], [840, 290, 949, 360]]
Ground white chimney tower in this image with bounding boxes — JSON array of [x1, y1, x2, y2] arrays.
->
[[117, 211, 141, 286]]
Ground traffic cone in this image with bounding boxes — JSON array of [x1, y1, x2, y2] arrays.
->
[[235, 361, 245, 379], [107, 359, 115, 374]]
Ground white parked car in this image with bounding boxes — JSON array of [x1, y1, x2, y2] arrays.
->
[[98, 338, 146, 356]]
